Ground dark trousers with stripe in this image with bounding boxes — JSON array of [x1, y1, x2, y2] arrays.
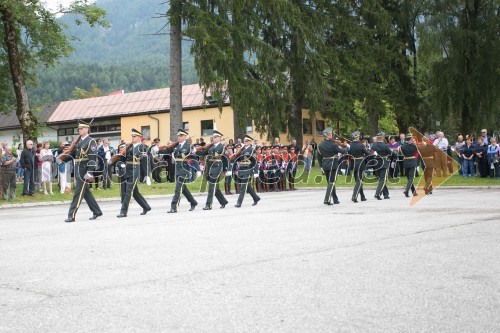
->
[[236, 175, 260, 205], [351, 163, 365, 200], [206, 173, 228, 208], [120, 175, 150, 215], [171, 174, 197, 210], [375, 167, 389, 197], [323, 168, 339, 203], [68, 177, 102, 219], [405, 167, 416, 193]]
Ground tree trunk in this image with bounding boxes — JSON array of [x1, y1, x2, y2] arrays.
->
[[232, 107, 246, 142], [169, 0, 183, 141], [1, 6, 38, 144], [368, 110, 379, 136], [289, 30, 304, 146]]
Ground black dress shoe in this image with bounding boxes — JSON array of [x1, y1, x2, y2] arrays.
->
[[220, 204, 227, 209], [117, 213, 127, 218], [89, 213, 103, 220], [384, 196, 390, 199], [235, 203, 241, 208], [333, 200, 340, 204], [413, 191, 418, 196], [351, 198, 358, 203], [252, 197, 260, 206], [203, 206, 212, 210], [324, 201, 333, 205], [374, 195, 383, 200], [167, 209, 177, 213], [403, 191, 409, 197], [64, 217, 75, 223], [361, 197, 367, 202], [140, 208, 151, 215], [189, 203, 197, 211]]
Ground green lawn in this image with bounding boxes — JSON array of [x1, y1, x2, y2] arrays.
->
[[1, 165, 498, 206]]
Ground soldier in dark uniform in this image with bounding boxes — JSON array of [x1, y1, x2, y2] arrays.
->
[[64, 121, 103, 222], [317, 127, 349, 205], [349, 131, 372, 203], [164, 129, 201, 213], [399, 133, 418, 197], [417, 136, 438, 194], [115, 129, 152, 218], [231, 135, 260, 207], [196, 130, 229, 210], [371, 132, 394, 200]]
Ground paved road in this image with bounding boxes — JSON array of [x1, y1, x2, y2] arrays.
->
[[1, 188, 499, 332]]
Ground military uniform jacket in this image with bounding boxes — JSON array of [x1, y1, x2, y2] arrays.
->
[[164, 141, 200, 176], [318, 140, 348, 170], [197, 143, 227, 175], [400, 142, 419, 168], [371, 142, 394, 169], [231, 145, 258, 176], [123, 143, 148, 179], [418, 144, 437, 168], [70, 135, 98, 178], [349, 141, 371, 169]]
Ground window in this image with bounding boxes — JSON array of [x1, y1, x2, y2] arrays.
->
[[302, 118, 312, 135], [183, 122, 189, 131], [316, 120, 325, 136], [246, 117, 253, 133], [58, 128, 76, 136], [201, 120, 214, 136], [141, 126, 151, 140]]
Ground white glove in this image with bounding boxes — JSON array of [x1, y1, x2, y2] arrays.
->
[[253, 173, 259, 178], [146, 176, 151, 186], [107, 159, 113, 165], [196, 171, 202, 178], [84, 173, 93, 180], [225, 171, 232, 177], [120, 164, 126, 169]]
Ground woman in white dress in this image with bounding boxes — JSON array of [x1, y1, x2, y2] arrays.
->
[[40, 141, 54, 195]]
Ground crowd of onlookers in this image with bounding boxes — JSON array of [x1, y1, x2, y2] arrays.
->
[[1, 129, 499, 202]]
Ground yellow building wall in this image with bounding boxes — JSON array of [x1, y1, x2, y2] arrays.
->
[[120, 106, 326, 146], [120, 106, 235, 145]]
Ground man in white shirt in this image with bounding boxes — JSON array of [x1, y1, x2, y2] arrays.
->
[[433, 131, 449, 177]]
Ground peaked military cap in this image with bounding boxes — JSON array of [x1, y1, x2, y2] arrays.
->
[[78, 120, 90, 128], [351, 131, 361, 139], [131, 128, 143, 137], [376, 131, 385, 137], [406, 133, 413, 139], [243, 135, 253, 142], [212, 130, 223, 137], [323, 127, 333, 134], [118, 142, 127, 149], [177, 129, 189, 136]]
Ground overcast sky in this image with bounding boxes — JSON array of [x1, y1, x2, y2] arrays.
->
[[43, 0, 80, 12]]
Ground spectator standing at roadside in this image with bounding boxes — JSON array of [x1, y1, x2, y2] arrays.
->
[[310, 138, 317, 167], [16, 143, 24, 182], [98, 138, 114, 189], [35, 143, 43, 192], [433, 131, 449, 177], [20, 140, 36, 197], [480, 129, 490, 145], [56, 142, 72, 194], [40, 141, 54, 195], [1, 146, 17, 201], [302, 140, 313, 173], [454, 135, 465, 176], [461, 138, 476, 178], [475, 138, 489, 178], [486, 138, 499, 179], [0, 141, 6, 198]]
